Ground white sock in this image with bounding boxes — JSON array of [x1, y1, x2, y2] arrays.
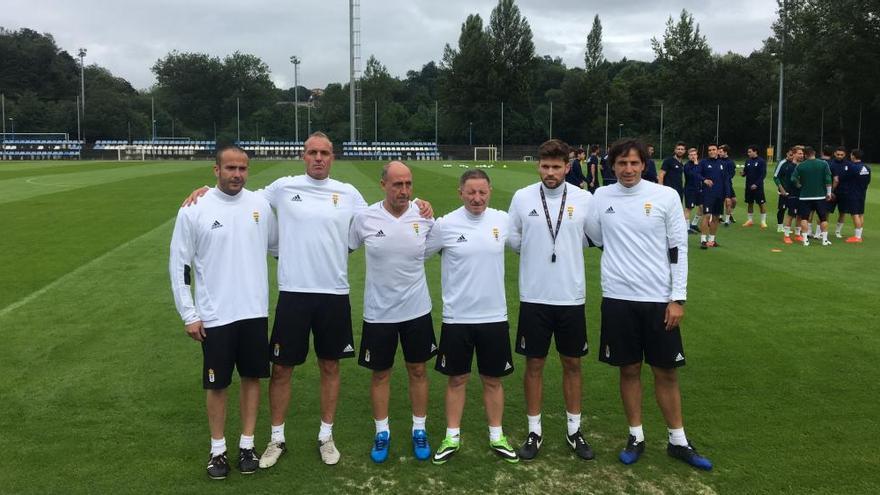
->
[[527, 414, 542, 436], [796, 227, 802, 235], [489, 425, 503, 442], [239, 434, 254, 450], [708, 235, 716, 242], [784, 226, 791, 236], [211, 437, 226, 456], [836, 222, 844, 234], [270, 423, 285, 444], [318, 421, 333, 441], [700, 235, 707, 242], [375, 417, 390, 435], [566, 411, 581, 436], [761, 213, 767, 223], [412, 415, 427, 432], [723, 214, 730, 223], [747, 213, 754, 221], [856, 228, 863, 239], [821, 231, 828, 241], [668, 427, 688, 447], [814, 225, 821, 236], [446, 427, 461, 442], [629, 425, 645, 443]]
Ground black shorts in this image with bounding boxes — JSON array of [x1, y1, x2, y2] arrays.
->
[[726, 181, 736, 198], [358, 312, 437, 371], [202, 317, 270, 390], [745, 186, 766, 204], [684, 189, 701, 209], [785, 196, 800, 216], [701, 195, 724, 216], [797, 199, 828, 221], [436, 322, 514, 378], [270, 292, 355, 366], [516, 302, 588, 358], [845, 193, 866, 215], [835, 192, 848, 214], [598, 298, 685, 369]]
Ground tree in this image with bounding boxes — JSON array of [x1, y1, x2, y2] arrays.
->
[[486, 0, 535, 106], [440, 14, 492, 143], [585, 15, 604, 71]]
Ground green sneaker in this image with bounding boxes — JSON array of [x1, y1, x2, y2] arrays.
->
[[432, 436, 461, 465], [490, 435, 519, 463]]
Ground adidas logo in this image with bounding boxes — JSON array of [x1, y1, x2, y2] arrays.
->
[[504, 361, 512, 371], [343, 344, 354, 353], [456, 234, 467, 243], [211, 220, 223, 229], [605, 206, 615, 214], [375, 230, 386, 237], [291, 194, 302, 202], [674, 352, 685, 362], [528, 209, 539, 217]]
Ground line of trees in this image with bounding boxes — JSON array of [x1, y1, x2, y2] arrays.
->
[[0, 0, 876, 158]]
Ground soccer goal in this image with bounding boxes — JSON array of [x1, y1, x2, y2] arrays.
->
[[121, 145, 146, 161], [474, 146, 498, 161]]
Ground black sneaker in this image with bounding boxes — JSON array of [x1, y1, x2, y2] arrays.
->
[[730, 215, 736, 224], [667, 442, 713, 470], [207, 451, 230, 480], [618, 435, 645, 465], [518, 432, 542, 460], [566, 430, 595, 460], [238, 447, 260, 474], [699, 241, 708, 250]]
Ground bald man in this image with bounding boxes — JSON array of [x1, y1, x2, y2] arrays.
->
[[349, 161, 437, 463]]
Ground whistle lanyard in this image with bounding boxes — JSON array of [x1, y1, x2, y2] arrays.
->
[[539, 184, 567, 263]]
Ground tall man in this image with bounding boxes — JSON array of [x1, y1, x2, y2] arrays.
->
[[170, 146, 278, 479], [842, 149, 871, 243], [659, 142, 687, 206], [773, 149, 796, 232], [587, 145, 601, 192], [643, 144, 659, 183], [775, 146, 804, 244], [829, 146, 851, 238], [426, 169, 519, 465], [566, 148, 588, 188], [684, 148, 703, 232], [586, 139, 712, 471], [718, 145, 737, 225], [741, 145, 768, 228], [349, 161, 437, 463], [697, 144, 730, 248], [183, 132, 433, 468], [508, 139, 596, 461], [601, 150, 617, 186], [791, 146, 833, 246]]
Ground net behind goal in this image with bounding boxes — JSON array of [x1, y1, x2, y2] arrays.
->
[[474, 146, 498, 161]]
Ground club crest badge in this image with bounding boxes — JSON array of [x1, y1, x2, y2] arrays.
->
[[208, 368, 215, 383], [332, 193, 339, 207], [567, 205, 574, 219], [253, 211, 260, 224], [492, 227, 500, 241], [412, 223, 420, 235], [644, 202, 653, 216]]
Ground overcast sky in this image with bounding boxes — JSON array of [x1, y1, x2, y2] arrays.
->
[[5, 0, 777, 91]]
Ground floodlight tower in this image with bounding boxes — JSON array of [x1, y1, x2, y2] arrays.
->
[[349, 0, 362, 142], [78, 48, 87, 140], [290, 56, 300, 142]]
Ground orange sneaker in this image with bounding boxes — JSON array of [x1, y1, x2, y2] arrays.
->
[[794, 235, 804, 242], [760, 222, 768, 229], [742, 220, 754, 227], [783, 236, 793, 245], [845, 236, 863, 243]]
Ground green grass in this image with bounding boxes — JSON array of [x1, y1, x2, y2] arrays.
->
[[1, 159, 878, 494]]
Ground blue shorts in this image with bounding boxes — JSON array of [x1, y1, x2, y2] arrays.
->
[[702, 195, 724, 216], [684, 189, 701, 209], [844, 193, 866, 215]]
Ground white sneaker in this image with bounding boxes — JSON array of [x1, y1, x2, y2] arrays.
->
[[822, 239, 832, 246], [776, 225, 784, 233], [835, 232, 843, 239], [319, 436, 341, 465], [259, 441, 287, 468], [803, 239, 810, 247]]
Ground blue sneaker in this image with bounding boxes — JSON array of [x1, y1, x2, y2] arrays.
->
[[618, 435, 645, 465], [667, 442, 713, 471], [412, 429, 431, 460], [370, 431, 390, 463]]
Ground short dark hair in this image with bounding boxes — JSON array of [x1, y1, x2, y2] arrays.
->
[[576, 148, 586, 155], [851, 149, 863, 160], [589, 144, 600, 153], [215, 145, 248, 164], [836, 146, 847, 153], [707, 143, 718, 149], [822, 145, 834, 156], [804, 146, 816, 157], [747, 145, 759, 153], [675, 141, 687, 148], [459, 168, 491, 188], [538, 139, 571, 162], [719, 144, 730, 153], [607, 139, 647, 167]]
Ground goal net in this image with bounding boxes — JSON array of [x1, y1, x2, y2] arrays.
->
[[474, 146, 498, 161]]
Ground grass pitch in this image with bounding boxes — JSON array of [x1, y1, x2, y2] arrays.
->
[[0, 158, 878, 494]]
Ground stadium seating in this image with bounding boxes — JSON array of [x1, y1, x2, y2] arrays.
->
[[236, 141, 304, 158], [93, 139, 217, 158], [342, 141, 441, 160], [0, 139, 82, 159]]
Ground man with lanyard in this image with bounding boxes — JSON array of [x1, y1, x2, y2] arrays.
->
[[508, 139, 597, 461], [182, 133, 433, 467], [170, 146, 278, 479], [349, 161, 437, 463], [426, 169, 519, 465], [740, 145, 768, 228], [586, 138, 712, 471], [659, 142, 687, 208]]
